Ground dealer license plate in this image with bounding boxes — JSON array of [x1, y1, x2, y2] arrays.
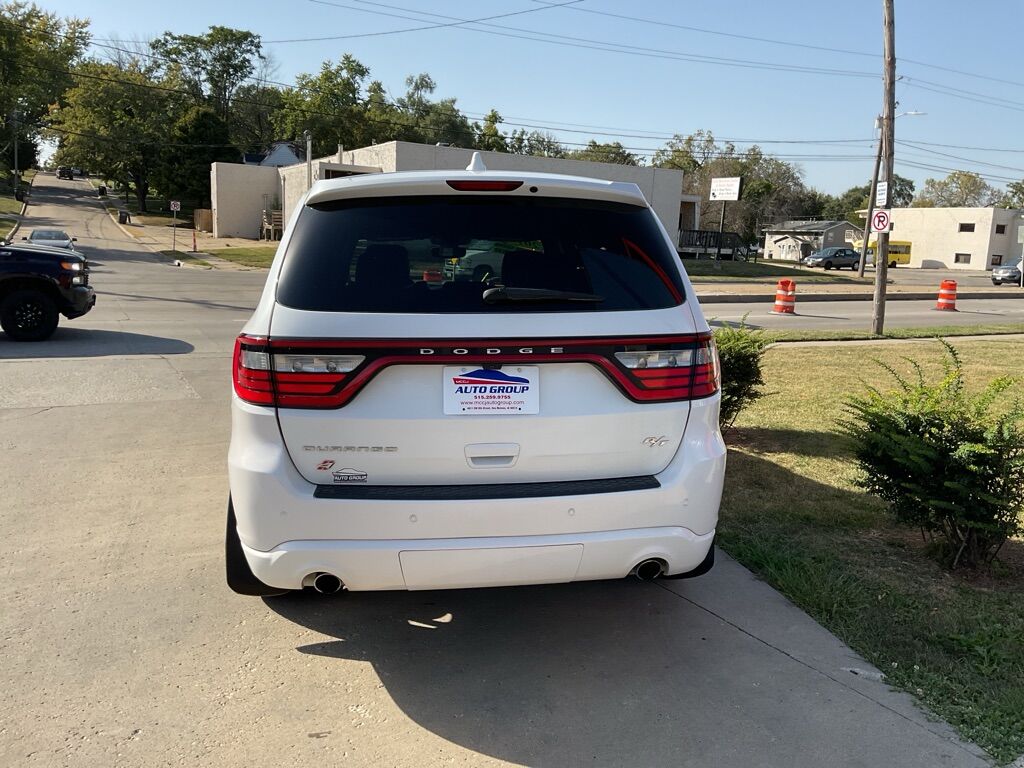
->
[[443, 366, 539, 415]]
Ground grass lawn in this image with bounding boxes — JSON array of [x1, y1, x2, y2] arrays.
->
[[206, 246, 277, 268], [685, 259, 871, 284], [720, 339, 1024, 763], [764, 322, 1024, 343]]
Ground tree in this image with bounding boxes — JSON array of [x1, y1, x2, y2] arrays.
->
[[914, 170, 997, 207], [472, 109, 507, 152], [998, 179, 1024, 209], [273, 56, 371, 156], [150, 26, 263, 120], [566, 140, 641, 166], [49, 60, 182, 211], [508, 129, 566, 158], [230, 83, 283, 154], [654, 130, 810, 242], [152, 107, 237, 207], [0, 2, 89, 175]]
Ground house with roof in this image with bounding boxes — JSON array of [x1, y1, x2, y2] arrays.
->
[[210, 140, 702, 240], [762, 219, 860, 261], [242, 141, 305, 168]]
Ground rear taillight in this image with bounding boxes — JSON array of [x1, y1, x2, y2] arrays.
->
[[233, 334, 718, 410], [233, 335, 364, 407], [613, 336, 719, 401]]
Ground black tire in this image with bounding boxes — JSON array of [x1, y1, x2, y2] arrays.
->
[[225, 498, 288, 596], [823, 261, 833, 270], [0, 289, 59, 341], [851, 262, 859, 271], [662, 541, 716, 580], [889, 261, 897, 268]]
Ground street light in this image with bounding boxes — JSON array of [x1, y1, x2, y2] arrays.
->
[[857, 110, 926, 278]]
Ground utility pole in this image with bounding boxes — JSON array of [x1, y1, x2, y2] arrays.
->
[[304, 130, 312, 192], [11, 109, 19, 197], [858, 120, 883, 278], [871, 0, 896, 336]]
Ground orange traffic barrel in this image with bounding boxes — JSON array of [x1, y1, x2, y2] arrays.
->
[[771, 279, 797, 314], [935, 279, 957, 311]]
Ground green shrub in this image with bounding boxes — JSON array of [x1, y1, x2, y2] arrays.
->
[[842, 340, 1024, 569], [714, 320, 769, 429]]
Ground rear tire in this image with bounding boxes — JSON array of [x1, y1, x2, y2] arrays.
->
[[225, 498, 288, 596], [0, 289, 59, 341], [823, 261, 833, 270], [889, 261, 897, 268], [662, 542, 715, 580], [851, 262, 859, 271]]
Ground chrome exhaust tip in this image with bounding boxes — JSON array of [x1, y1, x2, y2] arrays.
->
[[311, 572, 343, 594], [634, 559, 665, 582]]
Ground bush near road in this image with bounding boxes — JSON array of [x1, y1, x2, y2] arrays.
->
[[721, 339, 1024, 764]]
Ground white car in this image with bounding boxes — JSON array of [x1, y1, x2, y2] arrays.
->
[[227, 154, 726, 595]]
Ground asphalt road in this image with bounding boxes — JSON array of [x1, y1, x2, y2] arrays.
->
[[0, 175, 990, 768], [703, 294, 1024, 330]]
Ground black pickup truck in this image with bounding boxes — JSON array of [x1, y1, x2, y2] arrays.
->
[[0, 241, 95, 341]]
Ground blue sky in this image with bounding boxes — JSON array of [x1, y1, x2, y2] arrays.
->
[[39, 0, 1024, 195]]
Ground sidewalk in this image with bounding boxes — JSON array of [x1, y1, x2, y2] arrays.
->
[[97, 192, 270, 270]]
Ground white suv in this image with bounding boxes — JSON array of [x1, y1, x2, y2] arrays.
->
[[227, 155, 726, 595]]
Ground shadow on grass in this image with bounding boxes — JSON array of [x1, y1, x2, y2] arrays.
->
[[725, 425, 853, 459]]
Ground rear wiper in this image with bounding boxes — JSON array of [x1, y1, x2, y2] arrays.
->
[[482, 287, 604, 304]]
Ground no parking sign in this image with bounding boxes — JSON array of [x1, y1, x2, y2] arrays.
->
[[870, 209, 891, 233]]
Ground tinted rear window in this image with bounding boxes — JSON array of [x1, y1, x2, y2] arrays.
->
[[276, 196, 685, 313]]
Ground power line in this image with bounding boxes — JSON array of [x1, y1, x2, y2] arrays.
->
[[263, 0, 582, 43], [530, 0, 1024, 90], [10, 17, 1024, 161], [305, 0, 879, 79]]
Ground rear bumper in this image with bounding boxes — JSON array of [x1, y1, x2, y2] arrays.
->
[[228, 395, 725, 591], [243, 527, 715, 591]]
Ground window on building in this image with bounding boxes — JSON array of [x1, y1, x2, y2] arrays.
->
[[958, 223, 975, 233], [954, 253, 972, 264], [992, 255, 1003, 266], [996, 224, 1006, 234]]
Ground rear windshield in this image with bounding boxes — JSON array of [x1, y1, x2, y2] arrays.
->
[[276, 196, 685, 313]]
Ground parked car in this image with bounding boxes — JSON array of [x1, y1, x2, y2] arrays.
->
[[56, 166, 74, 180], [0, 242, 95, 341], [227, 155, 725, 596], [992, 261, 1022, 286], [801, 247, 860, 270], [23, 229, 77, 250]]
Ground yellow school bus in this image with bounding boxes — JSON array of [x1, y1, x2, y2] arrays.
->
[[851, 238, 912, 267]]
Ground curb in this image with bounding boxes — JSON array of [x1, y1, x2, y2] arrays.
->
[[6, 173, 36, 241], [769, 333, 1024, 347], [697, 290, 1023, 304]]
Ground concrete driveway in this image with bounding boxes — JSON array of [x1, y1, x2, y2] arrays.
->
[[0, 175, 990, 767]]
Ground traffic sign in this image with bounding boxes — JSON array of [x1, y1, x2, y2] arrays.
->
[[169, 200, 181, 212], [870, 209, 891, 233], [874, 181, 888, 208]]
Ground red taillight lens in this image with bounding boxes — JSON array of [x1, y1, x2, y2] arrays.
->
[[614, 336, 719, 401], [446, 180, 524, 192], [233, 335, 364, 406], [233, 335, 274, 405]]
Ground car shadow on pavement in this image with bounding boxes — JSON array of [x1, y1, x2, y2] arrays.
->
[[0, 328, 194, 358], [266, 578, 738, 767]]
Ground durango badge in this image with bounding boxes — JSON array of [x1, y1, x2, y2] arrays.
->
[[332, 467, 368, 483]]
